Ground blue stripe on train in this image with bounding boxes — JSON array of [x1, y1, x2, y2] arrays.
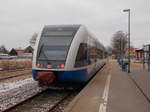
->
[[57, 69, 88, 82], [32, 70, 39, 80], [32, 69, 88, 82]]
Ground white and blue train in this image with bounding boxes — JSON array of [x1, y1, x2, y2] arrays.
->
[[32, 24, 106, 85]]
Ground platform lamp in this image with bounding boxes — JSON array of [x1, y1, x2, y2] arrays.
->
[[123, 9, 131, 73]]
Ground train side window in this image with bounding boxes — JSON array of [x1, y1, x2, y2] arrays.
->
[[75, 43, 88, 67]]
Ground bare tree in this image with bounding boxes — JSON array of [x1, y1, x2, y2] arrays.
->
[[0, 45, 8, 54], [29, 33, 38, 47], [111, 31, 127, 59]]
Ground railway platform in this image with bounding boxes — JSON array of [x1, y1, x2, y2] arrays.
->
[[66, 60, 150, 112]]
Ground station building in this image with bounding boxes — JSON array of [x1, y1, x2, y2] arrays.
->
[[135, 44, 150, 62]]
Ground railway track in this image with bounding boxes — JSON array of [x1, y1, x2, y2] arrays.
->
[[4, 89, 80, 112], [0, 72, 31, 81], [0, 69, 31, 81], [0, 64, 106, 112], [0, 68, 31, 73]]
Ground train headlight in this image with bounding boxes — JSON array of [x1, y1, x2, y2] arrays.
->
[[36, 63, 41, 68], [58, 64, 65, 68]]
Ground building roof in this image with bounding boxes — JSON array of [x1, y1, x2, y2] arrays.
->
[[130, 48, 138, 51], [24, 46, 33, 53], [15, 49, 25, 54], [136, 49, 144, 52]]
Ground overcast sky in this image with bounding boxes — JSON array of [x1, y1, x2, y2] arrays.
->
[[0, 0, 150, 50]]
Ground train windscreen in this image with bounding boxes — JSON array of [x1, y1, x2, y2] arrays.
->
[[38, 45, 68, 61], [36, 26, 79, 68]]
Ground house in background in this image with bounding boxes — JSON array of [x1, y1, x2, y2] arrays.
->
[[15, 49, 25, 55], [9, 48, 25, 56], [135, 44, 150, 62], [135, 49, 144, 61], [9, 48, 18, 56], [9, 46, 34, 58], [24, 46, 34, 54]]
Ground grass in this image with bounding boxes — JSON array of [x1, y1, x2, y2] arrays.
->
[[0, 60, 32, 70]]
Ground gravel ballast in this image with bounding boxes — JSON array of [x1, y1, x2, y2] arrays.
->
[[0, 78, 46, 111]]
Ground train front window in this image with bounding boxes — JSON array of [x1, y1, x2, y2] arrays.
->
[[36, 29, 78, 68], [37, 36, 73, 61], [38, 45, 68, 61], [37, 29, 77, 59]]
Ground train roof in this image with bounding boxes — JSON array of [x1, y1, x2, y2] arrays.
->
[[44, 24, 81, 31]]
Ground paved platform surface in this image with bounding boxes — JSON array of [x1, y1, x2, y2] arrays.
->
[[66, 63, 111, 112], [107, 61, 150, 112], [130, 64, 150, 102], [66, 60, 150, 112]]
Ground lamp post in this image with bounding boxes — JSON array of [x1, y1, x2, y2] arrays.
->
[[143, 45, 145, 70], [123, 9, 130, 73]]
